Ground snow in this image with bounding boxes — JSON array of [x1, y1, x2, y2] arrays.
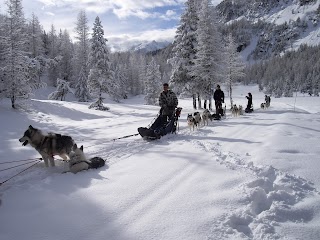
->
[[0, 85, 320, 240]]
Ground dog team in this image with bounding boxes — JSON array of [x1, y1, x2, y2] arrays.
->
[[19, 125, 105, 173]]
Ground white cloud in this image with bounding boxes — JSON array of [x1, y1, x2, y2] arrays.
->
[[34, 0, 185, 19]]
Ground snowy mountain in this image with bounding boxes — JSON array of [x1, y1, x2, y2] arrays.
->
[[128, 40, 171, 53], [108, 39, 171, 53], [217, 0, 320, 61]]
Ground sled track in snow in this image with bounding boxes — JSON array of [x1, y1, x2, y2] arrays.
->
[[185, 139, 319, 240]]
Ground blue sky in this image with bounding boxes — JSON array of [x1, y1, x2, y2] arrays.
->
[[0, 0, 223, 50]]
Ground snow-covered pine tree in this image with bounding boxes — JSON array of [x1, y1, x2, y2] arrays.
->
[[27, 13, 44, 58], [87, 16, 113, 109], [169, 0, 199, 99], [225, 33, 246, 107], [26, 14, 47, 85], [113, 63, 129, 99], [73, 10, 90, 101], [75, 67, 91, 102], [58, 29, 74, 82], [0, 0, 33, 108], [144, 58, 162, 105], [191, 0, 225, 110], [47, 24, 61, 86], [48, 78, 71, 101]]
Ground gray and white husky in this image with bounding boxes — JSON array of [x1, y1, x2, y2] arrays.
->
[[68, 144, 90, 174], [68, 144, 106, 174], [19, 125, 75, 167]]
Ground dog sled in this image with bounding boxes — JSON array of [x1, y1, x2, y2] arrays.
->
[[138, 107, 182, 140]]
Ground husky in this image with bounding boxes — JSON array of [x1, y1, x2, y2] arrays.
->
[[238, 105, 243, 115], [261, 102, 266, 109], [187, 114, 197, 131], [231, 104, 239, 117], [193, 112, 202, 126], [202, 109, 211, 126], [68, 144, 105, 174], [68, 144, 90, 174], [19, 125, 74, 167]]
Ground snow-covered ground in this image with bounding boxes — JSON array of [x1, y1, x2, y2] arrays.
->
[[0, 85, 319, 240]]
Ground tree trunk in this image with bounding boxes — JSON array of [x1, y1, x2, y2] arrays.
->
[[193, 94, 196, 109], [204, 100, 207, 109], [197, 93, 201, 109], [229, 83, 233, 107], [11, 95, 15, 109]]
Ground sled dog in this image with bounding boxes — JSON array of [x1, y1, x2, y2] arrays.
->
[[202, 109, 211, 126], [68, 144, 105, 174], [193, 112, 202, 126], [187, 114, 197, 131], [68, 144, 90, 174], [19, 125, 74, 167], [261, 103, 266, 109], [238, 105, 243, 115], [231, 104, 239, 117]]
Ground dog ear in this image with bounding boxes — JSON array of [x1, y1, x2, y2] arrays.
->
[[29, 125, 34, 130], [72, 143, 77, 150], [80, 145, 83, 151]]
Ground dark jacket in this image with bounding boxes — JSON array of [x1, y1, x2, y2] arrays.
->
[[246, 94, 253, 108], [214, 89, 224, 103], [159, 90, 178, 116]]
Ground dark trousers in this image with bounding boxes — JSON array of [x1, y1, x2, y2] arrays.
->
[[215, 101, 222, 115]]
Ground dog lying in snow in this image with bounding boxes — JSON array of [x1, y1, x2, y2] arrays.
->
[[67, 144, 106, 174]]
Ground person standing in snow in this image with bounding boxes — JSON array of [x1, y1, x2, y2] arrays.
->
[[159, 83, 178, 124], [213, 84, 225, 115], [245, 92, 253, 112]]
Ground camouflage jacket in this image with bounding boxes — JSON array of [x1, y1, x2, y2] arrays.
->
[[159, 90, 178, 116]]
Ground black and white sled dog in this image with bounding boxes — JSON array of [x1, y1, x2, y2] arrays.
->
[[68, 144, 105, 174], [187, 112, 202, 131], [202, 109, 211, 126], [187, 114, 197, 131], [19, 125, 75, 167], [193, 112, 202, 126], [261, 102, 266, 109]]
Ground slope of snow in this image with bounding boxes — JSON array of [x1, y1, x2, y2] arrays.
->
[[0, 85, 320, 240]]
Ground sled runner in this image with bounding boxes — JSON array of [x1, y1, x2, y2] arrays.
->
[[138, 107, 182, 140]]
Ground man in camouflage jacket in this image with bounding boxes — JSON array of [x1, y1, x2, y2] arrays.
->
[[159, 83, 178, 123]]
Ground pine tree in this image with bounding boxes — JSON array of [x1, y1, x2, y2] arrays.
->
[[75, 68, 91, 102], [144, 58, 162, 105], [169, 0, 199, 97], [113, 63, 129, 99], [47, 24, 61, 85], [192, 0, 225, 109], [74, 10, 90, 101], [225, 33, 246, 106], [48, 78, 71, 101], [58, 30, 74, 82], [0, 0, 32, 108], [88, 16, 113, 108]]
